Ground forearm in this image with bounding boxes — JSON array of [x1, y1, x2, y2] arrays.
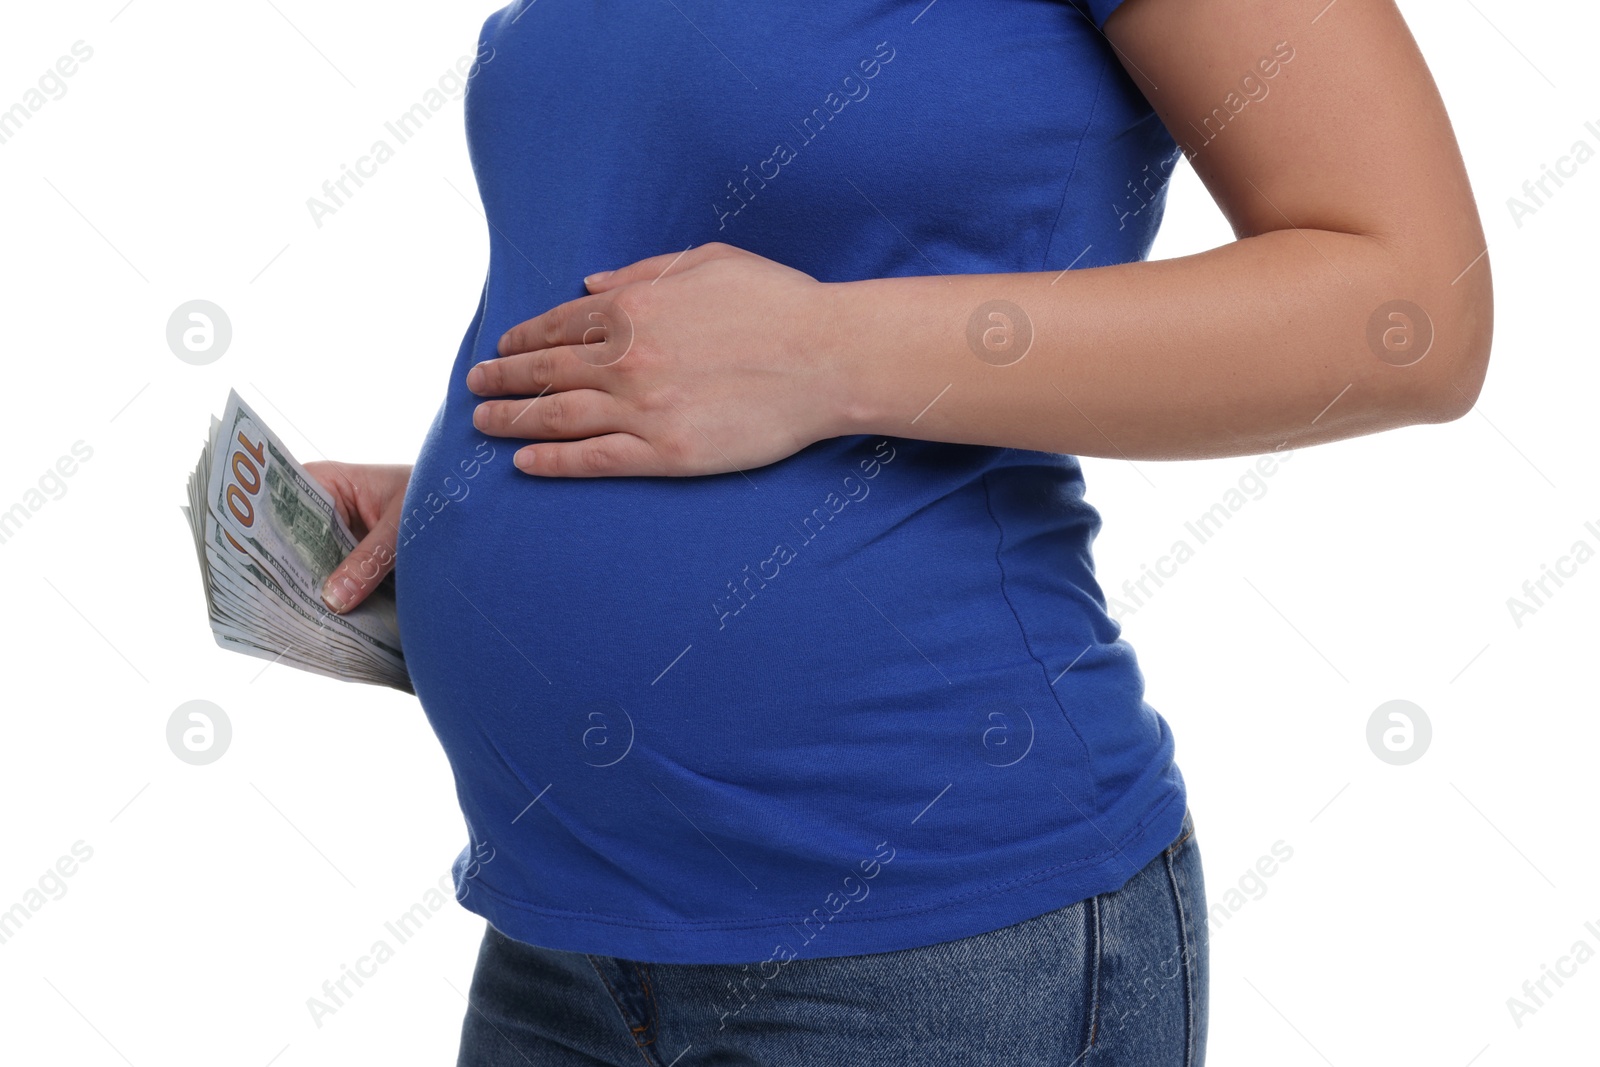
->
[[821, 228, 1491, 461]]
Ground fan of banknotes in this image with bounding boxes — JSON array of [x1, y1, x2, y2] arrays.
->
[[181, 390, 412, 692]]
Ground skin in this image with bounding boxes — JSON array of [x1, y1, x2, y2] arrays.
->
[[306, 461, 410, 613], [316, 0, 1493, 613]]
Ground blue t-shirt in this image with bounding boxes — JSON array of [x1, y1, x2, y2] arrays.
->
[[397, 0, 1188, 965]]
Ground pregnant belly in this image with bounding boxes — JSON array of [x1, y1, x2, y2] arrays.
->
[[395, 424, 920, 692], [393, 401, 1137, 867]]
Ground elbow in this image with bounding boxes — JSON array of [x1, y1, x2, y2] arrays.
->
[[1417, 330, 1491, 425], [1407, 257, 1495, 425]]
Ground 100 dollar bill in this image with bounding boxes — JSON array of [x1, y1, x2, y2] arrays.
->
[[187, 390, 411, 691]]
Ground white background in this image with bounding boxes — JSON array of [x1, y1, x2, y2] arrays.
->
[[0, 1, 1594, 1064]]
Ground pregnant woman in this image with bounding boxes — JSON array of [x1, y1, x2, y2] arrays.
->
[[309, 0, 1492, 1063]]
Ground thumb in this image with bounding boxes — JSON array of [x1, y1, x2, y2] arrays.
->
[[321, 517, 399, 614]]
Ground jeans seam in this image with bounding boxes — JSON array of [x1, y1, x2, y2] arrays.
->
[[1083, 892, 1102, 1063], [631, 960, 662, 1056], [1162, 849, 1196, 1067], [585, 955, 664, 1067]]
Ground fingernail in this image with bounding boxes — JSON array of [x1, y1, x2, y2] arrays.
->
[[321, 581, 347, 613], [583, 270, 612, 287], [466, 363, 484, 391]]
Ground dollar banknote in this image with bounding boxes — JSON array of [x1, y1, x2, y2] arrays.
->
[[182, 390, 412, 692]]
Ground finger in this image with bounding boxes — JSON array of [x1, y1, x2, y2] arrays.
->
[[497, 293, 636, 358], [320, 498, 402, 613], [513, 433, 665, 478], [466, 345, 610, 397], [580, 241, 734, 293], [302, 460, 359, 531], [472, 390, 627, 441]]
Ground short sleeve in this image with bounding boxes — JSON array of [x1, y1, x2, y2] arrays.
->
[[1069, 0, 1134, 31]]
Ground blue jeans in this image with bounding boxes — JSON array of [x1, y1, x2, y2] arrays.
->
[[456, 807, 1207, 1066]]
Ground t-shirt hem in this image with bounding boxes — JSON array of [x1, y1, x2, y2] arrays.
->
[[452, 784, 1187, 964]]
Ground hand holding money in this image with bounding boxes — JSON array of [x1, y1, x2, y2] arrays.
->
[[182, 390, 413, 692], [304, 461, 411, 614]]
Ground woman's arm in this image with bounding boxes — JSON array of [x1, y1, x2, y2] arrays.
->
[[816, 0, 1492, 461], [470, 0, 1491, 475]]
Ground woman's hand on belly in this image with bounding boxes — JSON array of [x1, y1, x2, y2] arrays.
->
[[304, 461, 413, 613], [465, 242, 851, 478]]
